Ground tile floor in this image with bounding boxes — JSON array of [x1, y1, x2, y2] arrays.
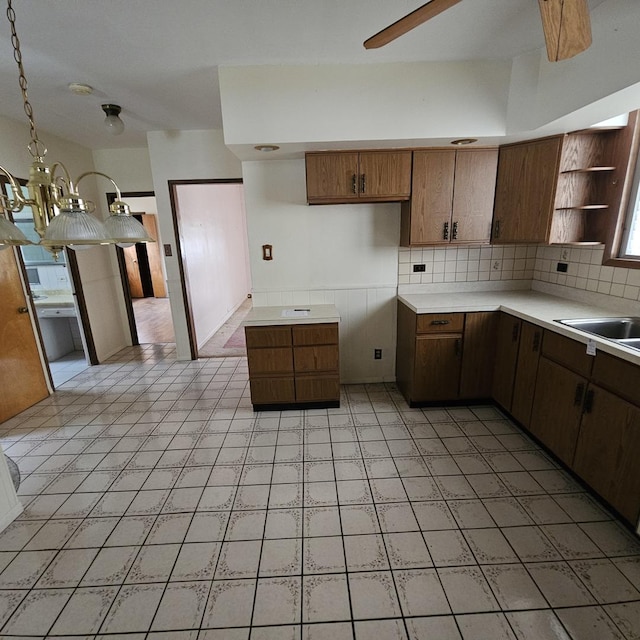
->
[[0, 346, 639, 639], [49, 351, 90, 387]]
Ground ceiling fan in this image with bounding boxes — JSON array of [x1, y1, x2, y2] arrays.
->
[[363, 0, 592, 62]]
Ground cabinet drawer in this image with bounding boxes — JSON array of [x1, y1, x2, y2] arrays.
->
[[591, 353, 640, 407], [292, 323, 338, 346], [245, 326, 292, 348], [247, 347, 293, 375], [295, 375, 340, 403], [294, 345, 339, 373], [416, 313, 464, 334], [541, 331, 594, 377], [250, 377, 295, 405]]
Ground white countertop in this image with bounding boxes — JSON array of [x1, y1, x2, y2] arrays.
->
[[398, 290, 640, 366], [32, 292, 75, 308], [243, 304, 340, 327]]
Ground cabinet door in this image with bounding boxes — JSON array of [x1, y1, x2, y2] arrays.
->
[[249, 377, 296, 405], [359, 151, 411, 199], [573, 385, 640, 524], [511, 322, 542, 428], [529, 356, 586, 467], [294, 345, 339, 373], [460, 312, 498, 399], [413, 335, 462, 402], [452, 149, 498, 243], [306, 153, 359, 202], [493, 137, 563, 243], [406, 150, 456, 244], [491, 314, 521, 411], [295, 375, 340, 403], [247, 347, 293, 375]]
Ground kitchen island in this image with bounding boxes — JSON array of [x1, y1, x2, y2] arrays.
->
[[243, 304, 341, 410]]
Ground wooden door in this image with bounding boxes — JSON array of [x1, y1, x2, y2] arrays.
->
[[529, 356, 586, 466], [452, 149, 498, 243], [413, 334, 462, 402], [511, 322, 542, 428], [306, 153, 359, 201], [358, 151, 412, 199], [0, 248, 49, 422], [493, 137, 563, 243], [491, 313, 521, 411], [123, 245, 144, 298], [140, 215, 167, 297], [459, 312, 498, 399], [573, 385, 640, 524], [408, 150, 455, 244]]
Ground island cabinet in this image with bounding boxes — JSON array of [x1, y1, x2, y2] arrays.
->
[[400, 148, 498, 246], [305, 150, 411, 204], [395, 302, 497, 405], [245, 322, 340, 410]]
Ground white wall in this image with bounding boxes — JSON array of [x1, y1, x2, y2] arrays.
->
[[242, 159, 399, 383], [92, 147, 155, 193], [174, 183, 251, 348], [146, 129, 243, 359], [0, 115, 130, 362]]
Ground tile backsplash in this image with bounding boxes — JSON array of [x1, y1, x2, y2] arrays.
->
[[399, 243, 640, 304]]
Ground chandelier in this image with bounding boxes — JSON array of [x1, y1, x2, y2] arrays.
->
[[0, 0, 153, 259]]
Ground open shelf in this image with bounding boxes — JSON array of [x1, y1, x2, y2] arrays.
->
[[556, 204, 609, 210], [561, 166, 615, 173]]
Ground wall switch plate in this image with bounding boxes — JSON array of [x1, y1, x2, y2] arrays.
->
[[557, 262, 568, 272], [413, 264, 426, 272], [374, 349, 382, 360], [163, 244, 173, 257]]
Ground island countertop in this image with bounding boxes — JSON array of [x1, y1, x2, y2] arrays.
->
[[242, 304, 340, 327]]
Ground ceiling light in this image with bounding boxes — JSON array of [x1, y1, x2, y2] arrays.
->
[[254, 144, 280, 152], [68, 83, 93, 96], [451, 138, 478, 146], [102, 104, 125, 136], [0, 0, 152, 258]]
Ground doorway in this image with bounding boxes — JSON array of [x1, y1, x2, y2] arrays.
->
[[168, 180, 252, 358], [109, 192, 175, 345]]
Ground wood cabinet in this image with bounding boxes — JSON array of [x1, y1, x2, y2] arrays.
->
[[400, 148, 498, 246], [491, 313, 522, 410], [245, 323, 339, 409], [305, 151, 411, 204], [493, 116, 638, 245], [396, 304, 497, 405], [510, 322, 542, 428], [573, 384, 640, 524]]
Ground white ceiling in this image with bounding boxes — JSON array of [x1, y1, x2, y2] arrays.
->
[[0, 0, 610, 150]]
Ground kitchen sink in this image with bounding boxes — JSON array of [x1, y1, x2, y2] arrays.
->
[[556, 317, 640, 349]]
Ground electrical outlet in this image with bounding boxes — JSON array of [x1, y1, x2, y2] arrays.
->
[[557, 262, 568, 273], [374, 349, 382, 360], [561, 249, 569, 260], [413, 264, 426, 272], [493, 260, 501, 270]]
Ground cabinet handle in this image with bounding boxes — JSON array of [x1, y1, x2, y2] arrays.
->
[[494, 220, 501, 239], [583, 388, 594, 414], [443, 221, 449, 240], [454, 339, 461, 357], [512, 322, 519, 342], [452, 221, 458, 240], [351, 174, 357, 194], [532, 331, 541, 352], [431, 319, 450, 326], [573, 382, 585, 407], [360, 174, 366, 194]]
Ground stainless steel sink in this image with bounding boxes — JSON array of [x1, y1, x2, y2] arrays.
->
[[556, 317, 640, 350]]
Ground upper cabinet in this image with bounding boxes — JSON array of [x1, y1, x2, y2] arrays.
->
[[305, 150, 411, 204], [492, 116, 639, 245], [400, 148, 498, 246]]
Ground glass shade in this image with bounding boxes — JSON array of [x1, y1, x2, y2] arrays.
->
[[41, 208, 110, 246], [0, 214, 31, 246], [103, 213, 154, 244]]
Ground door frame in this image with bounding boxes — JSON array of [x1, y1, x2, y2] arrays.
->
[[168, 178, 244, 361]]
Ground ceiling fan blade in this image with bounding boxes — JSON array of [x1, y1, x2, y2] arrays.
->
[[364, 0, 463, 49], [538, 0, 592, 61]]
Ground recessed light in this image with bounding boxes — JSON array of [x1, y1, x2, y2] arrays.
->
[[68, 83, 94, 96], [451, 138, 478, 146], [254, 144, 280, 152]]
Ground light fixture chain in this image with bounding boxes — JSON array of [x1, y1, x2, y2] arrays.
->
[[6, 0, 45, 159]]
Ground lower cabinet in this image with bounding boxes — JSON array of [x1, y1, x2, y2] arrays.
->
[[491, 313, 521, 410], [245, 323, 339, 409]]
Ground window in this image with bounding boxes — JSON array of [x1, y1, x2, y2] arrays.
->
[[620, 143, 640, 259]]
